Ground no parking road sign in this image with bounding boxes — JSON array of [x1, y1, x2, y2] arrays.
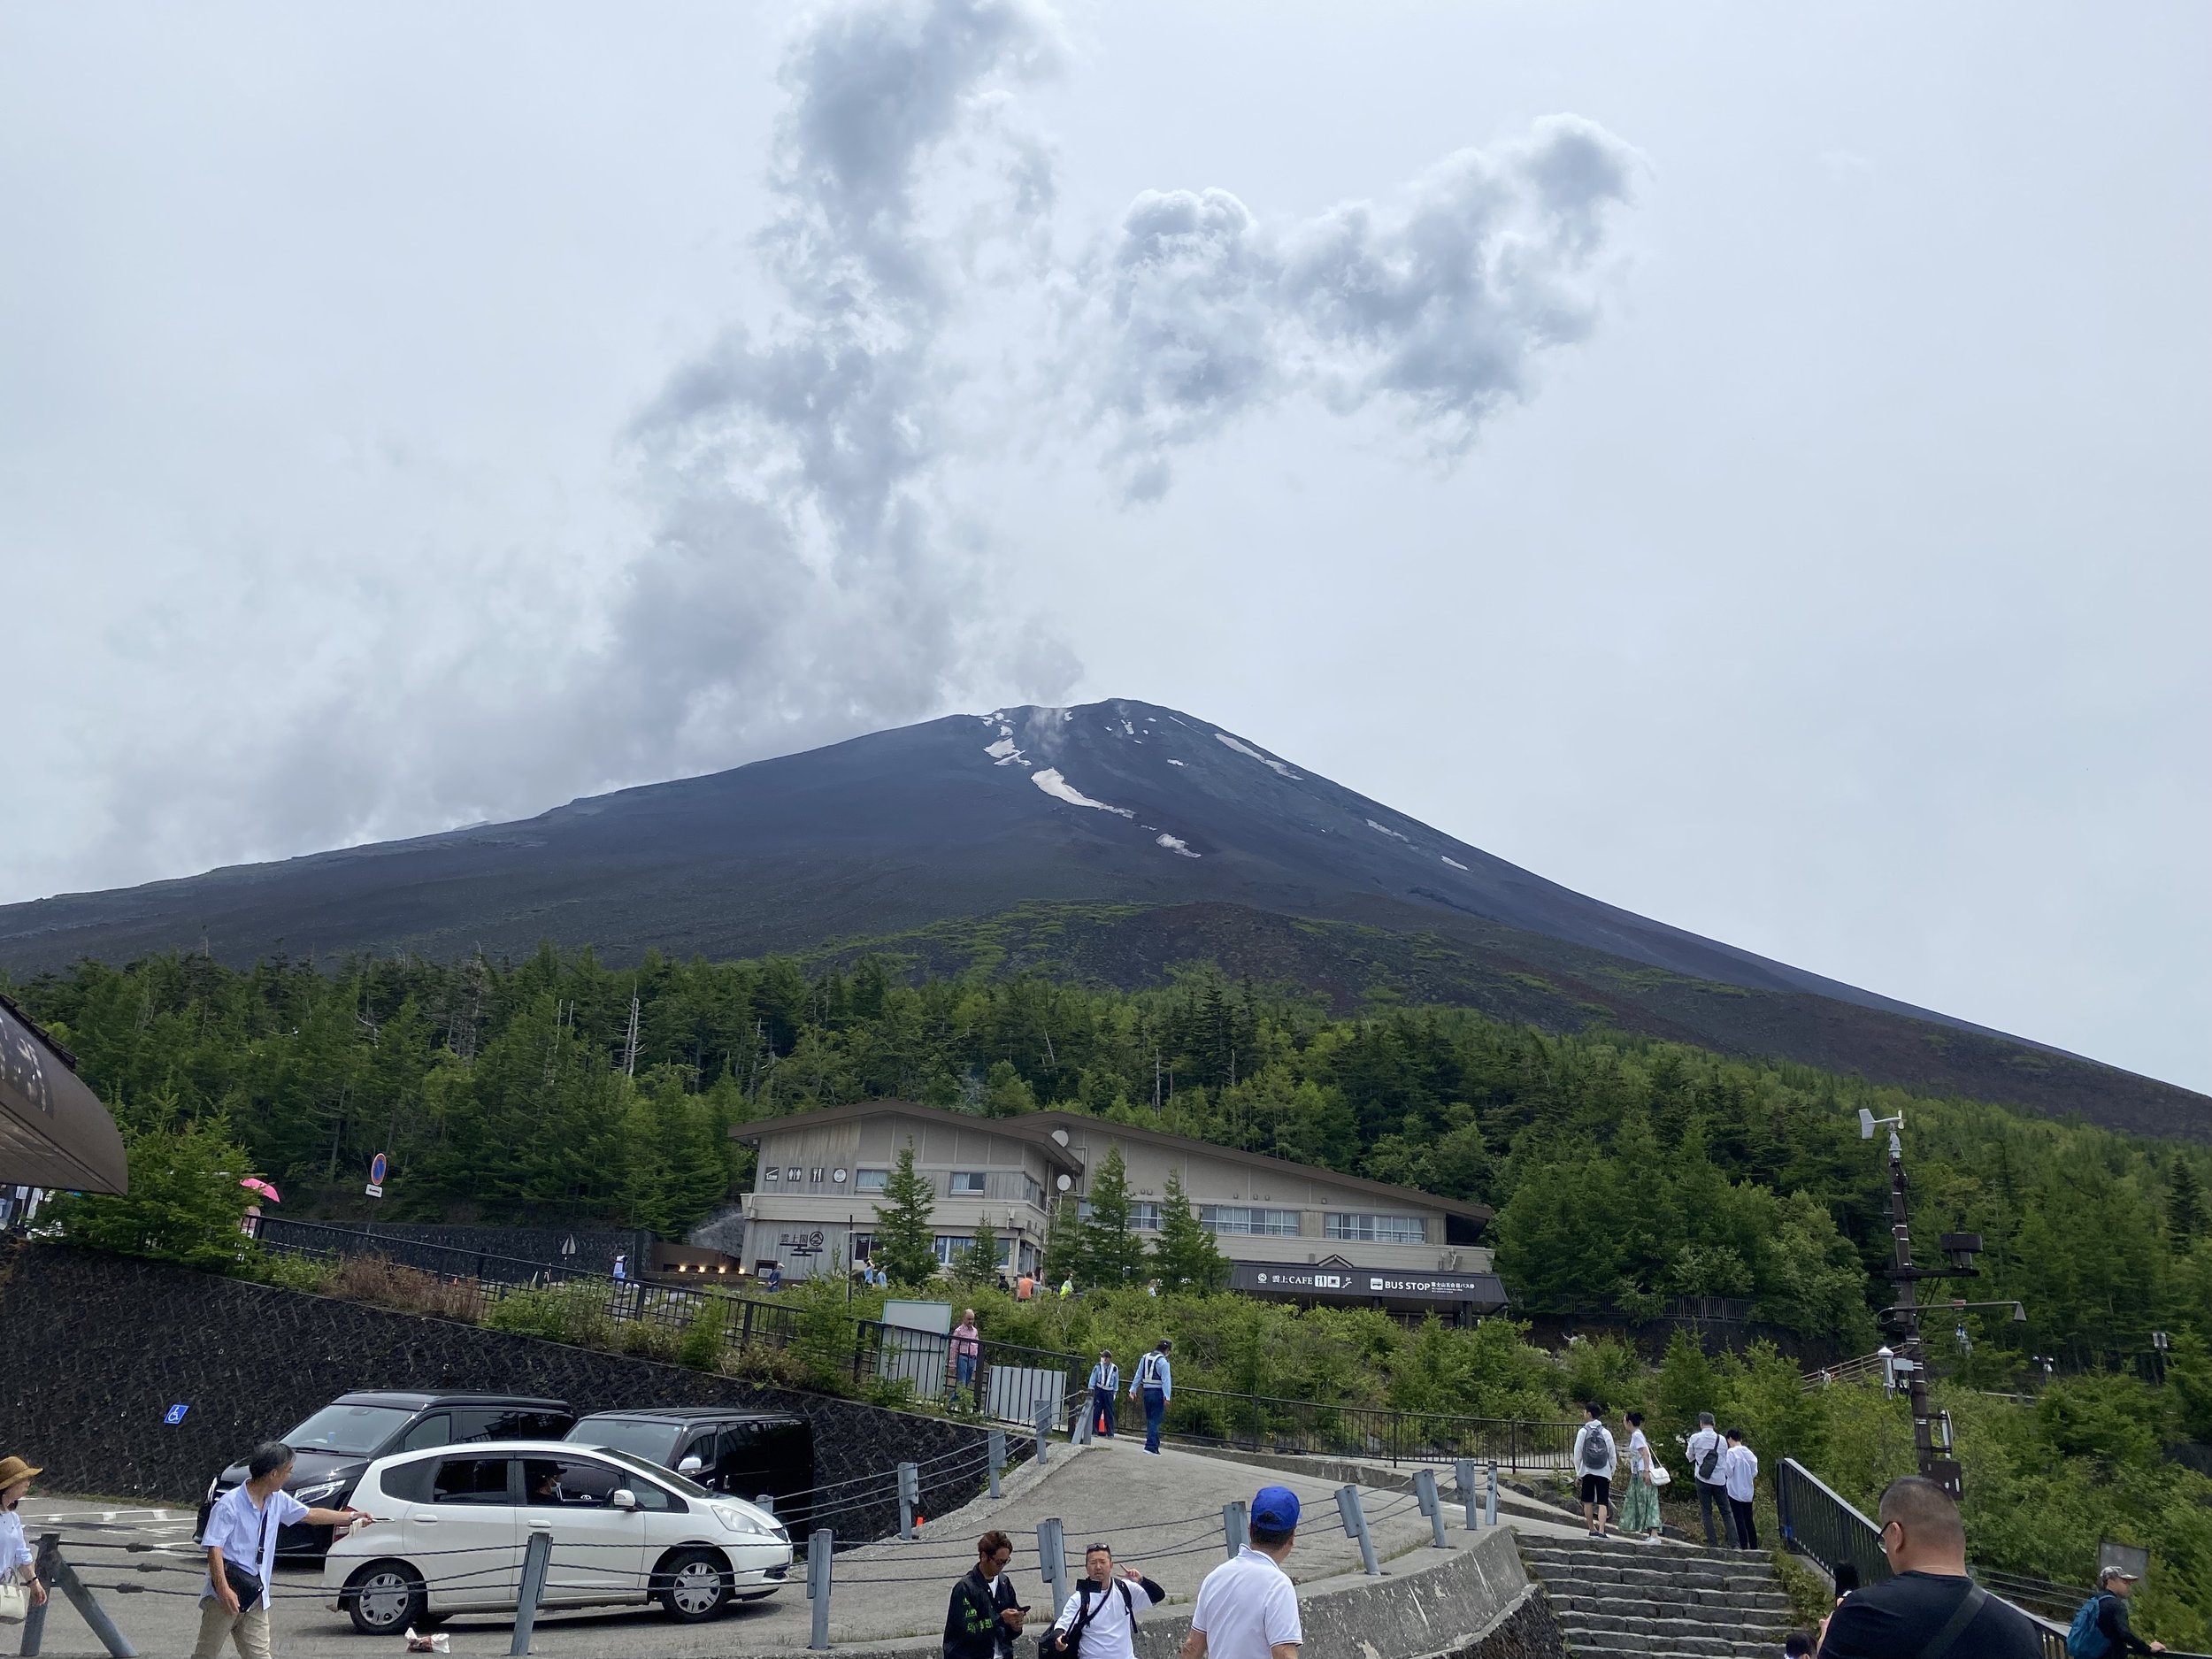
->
[[365, 1150, 388, 1200]]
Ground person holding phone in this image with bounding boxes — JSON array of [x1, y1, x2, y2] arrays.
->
[[944, 1530, 1026, 1659]]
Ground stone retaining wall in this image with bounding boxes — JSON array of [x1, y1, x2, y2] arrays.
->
[[0, 1242, 994, 1536]]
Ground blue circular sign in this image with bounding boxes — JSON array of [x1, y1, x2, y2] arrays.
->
[[368, 1152, 388, 1184]]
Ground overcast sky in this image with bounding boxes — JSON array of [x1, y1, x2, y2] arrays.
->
[[4, 2, 2206, 1094]]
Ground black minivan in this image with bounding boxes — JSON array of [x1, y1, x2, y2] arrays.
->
[[565, 1408, 813, 1524], [199, 1391, 572, 1556]]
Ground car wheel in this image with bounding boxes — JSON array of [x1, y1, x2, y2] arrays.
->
[[343, 1561, 427, 1636], [656, 1549, 732, 1622]]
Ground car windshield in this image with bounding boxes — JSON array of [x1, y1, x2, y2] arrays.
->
[[285, 1402, 418, 1456], [568, 1418, 682, 1466], [595, 1445, 710, 1501]]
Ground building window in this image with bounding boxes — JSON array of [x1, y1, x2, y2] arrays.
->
[[851, 1233, 875, 1261], [1325, 1213, 1426, 1245], [1023, 1177, 1044, 1209], [949, 1171, 987, 1195], [855, 1169, 887, 1192], [933, 1235, 973, 1266], [1131, 1202, 1161, 1232], [1200, 1206, 1301, 1237]]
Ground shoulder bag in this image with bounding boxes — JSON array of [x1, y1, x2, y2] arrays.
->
[[219, 1502, 271, 1610]]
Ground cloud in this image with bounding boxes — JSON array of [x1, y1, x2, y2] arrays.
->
[[1075, 115, 1641, 499]]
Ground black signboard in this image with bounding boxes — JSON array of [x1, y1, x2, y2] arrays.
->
[[0, 995, 128, 1194], [1229, 1262, 1507, 1308]]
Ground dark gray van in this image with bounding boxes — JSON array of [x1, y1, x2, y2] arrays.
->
[[565, 1408, 813, 1524]]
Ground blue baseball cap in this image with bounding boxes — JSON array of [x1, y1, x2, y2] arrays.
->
[[1251, 1486, 1301, 1531]]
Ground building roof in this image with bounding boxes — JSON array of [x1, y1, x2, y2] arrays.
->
[[731, 1099, 1085, 1177], [732, 1099, 1492, 1224]]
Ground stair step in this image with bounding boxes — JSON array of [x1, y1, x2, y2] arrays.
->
[[1555, 1613, 1793, 1643], [1557, 1633, 1793, 1659], [1526, 1564, 1780, 1594], [1551, 1591, 1795, 1620]]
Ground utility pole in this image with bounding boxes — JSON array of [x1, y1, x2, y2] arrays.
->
[[1860, 1106, 2023, 1499]]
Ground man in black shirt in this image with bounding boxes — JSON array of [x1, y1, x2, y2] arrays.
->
[[1817, 1478, 2040, 1659], [944, 1531, 1027, 1659], [2079, 1565, 2166, 1655]]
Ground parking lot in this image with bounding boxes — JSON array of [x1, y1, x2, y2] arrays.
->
[[13, 1436, 1588, 1655]]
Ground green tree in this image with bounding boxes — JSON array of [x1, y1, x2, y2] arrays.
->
[[1041, 1194, 1081, 1286], [53, 1115, 254, 1271], [1077, 1146, 1148, 1288], [952, 1219, 1001, 1289], [2169, 1157, 2208, 1248], [871, 1142, 939, 1287], [1151, 1171, 1228, 1293]]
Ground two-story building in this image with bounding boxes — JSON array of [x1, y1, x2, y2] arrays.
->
[[730, 1101, 1507, 1320]]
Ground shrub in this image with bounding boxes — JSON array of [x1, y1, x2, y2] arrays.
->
[[483, 1280, 615, 1347], [679, 1299, 733, 1371], [323, 1254, 483, 1321], [257, 1251, 338, 1294], [49, 1118, 254, 1271]]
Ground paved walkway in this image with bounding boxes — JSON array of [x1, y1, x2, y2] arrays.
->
[[18, 1438, 1597, 1656]]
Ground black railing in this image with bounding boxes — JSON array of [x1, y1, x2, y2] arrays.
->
[[1162, 1386, 1578, 1471]]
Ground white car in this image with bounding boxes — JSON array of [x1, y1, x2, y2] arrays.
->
[[323, 1440, 792, 1634]]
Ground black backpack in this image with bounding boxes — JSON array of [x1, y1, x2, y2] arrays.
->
[[1579, 1424, 1614, 1473], [1697, 1436, 1721, 1481]]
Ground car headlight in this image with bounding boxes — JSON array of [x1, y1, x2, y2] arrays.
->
[[295, 1479, 347, 1505], [711, 1503, 781, 1539]]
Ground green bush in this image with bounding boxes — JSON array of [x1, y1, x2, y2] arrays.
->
[[49, 1118, 255, 1271], [257, 1251, 338, 1294], [679, 1298, 733, 1371], [483, 1280, 616, 1348]]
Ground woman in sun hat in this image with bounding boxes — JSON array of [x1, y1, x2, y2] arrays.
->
[[0, 1455, 49, 1619]]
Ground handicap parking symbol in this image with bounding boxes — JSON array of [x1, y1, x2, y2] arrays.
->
[[164, 1402, 189, 1425]]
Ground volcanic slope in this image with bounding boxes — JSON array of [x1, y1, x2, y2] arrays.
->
[[3, 700, 2203, 1138]]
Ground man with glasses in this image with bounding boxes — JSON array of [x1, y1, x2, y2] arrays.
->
[[944, 1530, 1027, 1659], [1816, 1478, 2039, 1657]]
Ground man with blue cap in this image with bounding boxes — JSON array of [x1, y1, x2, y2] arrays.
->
[[1181, 1486, 1302, 1659]]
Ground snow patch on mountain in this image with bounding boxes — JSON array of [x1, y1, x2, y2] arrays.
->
[[1441, 855, 1470, 871], [1156, 833, 1200, 857], [1214, 733, 1302, 779], [1032, 769, 1133, 817], [1366, 818, 1409, 842]]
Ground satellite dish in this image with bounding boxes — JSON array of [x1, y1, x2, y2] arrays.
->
[[1056, 1173, 1072, 1192], [1858, 1108, 1878, 1141], [1050, 1128, 1071, 1147]]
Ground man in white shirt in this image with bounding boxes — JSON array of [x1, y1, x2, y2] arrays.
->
[[1181, 1486, 1302, 1659], [196, 1440, 373, 1659], [1685, 1411, 1727, 1548], [1721, 1428, 1760, 1550], [1045, 1544, 1165, 1659]]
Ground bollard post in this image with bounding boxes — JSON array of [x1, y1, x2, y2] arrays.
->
[[808, 1529, 833, 1650], [898, 1461, 919, 1540], [1485, 1460, 1499, 1529], [510, 1525, 552, 1655], [988, 1428, 1007, 1499], [1455, 1457, 1478, 1530], [1222, 1500, 1247, 1562], [1333, 1485, 1380, 1577], [1036, 1517, 1068, 1621], [28, 1535, 136, 1659], [19, 1533, 58, 1656], [1415, 1468, 1451, 1548], [1034, 1397, 1053, 1467]]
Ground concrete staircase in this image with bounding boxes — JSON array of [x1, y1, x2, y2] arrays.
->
[[1516, 1535, 1800, 1659]]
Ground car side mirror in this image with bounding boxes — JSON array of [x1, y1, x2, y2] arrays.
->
[[677, 1456, 704, 1475], [610, 1489, 639, 1511]]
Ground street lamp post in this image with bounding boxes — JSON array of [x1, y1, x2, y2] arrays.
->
[[1859, 1107, 2023, 1499]]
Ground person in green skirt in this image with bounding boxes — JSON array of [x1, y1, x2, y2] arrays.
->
[[1618, 1409, 1663, 1541]]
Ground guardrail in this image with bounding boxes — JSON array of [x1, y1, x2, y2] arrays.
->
[[1161, 1386, 1579, 1471]]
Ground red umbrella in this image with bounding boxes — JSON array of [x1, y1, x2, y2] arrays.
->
[[240, 1177, 282, 1204]]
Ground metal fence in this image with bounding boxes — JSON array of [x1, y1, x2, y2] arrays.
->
[[257, 1218, 1087, 1432], [1161, 1386, 1578, 1471]]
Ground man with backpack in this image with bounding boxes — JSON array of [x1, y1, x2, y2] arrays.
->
[[1686, 1411, 1728, 1548], [2068, 1566, 2166, 1656], [1042, 1542, 1166, 1659], [1129, 1340, 1173, 1455], [1571, 1401, 1616, 1539]]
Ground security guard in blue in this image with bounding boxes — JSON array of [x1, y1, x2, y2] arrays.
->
[[1129, 1338, 1172, 1454]]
